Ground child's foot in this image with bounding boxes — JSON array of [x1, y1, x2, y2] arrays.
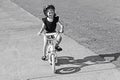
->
[[55, 46, 62, 51], [41, 56, 47, 61]]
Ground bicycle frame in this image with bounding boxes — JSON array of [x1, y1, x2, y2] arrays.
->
[[47, 38, 57, 63], [44, 32, 59, 73]]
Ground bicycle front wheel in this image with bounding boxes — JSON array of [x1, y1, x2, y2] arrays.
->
[[51, 54, 56, 73]]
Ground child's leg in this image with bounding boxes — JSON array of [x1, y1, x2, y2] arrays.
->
[[43, 36, 48, 57], [56, 35, 62, 46], [55, 35, 62, 51]]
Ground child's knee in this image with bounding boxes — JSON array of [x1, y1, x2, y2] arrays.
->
[[56, 36, 62, 42], [59, 36, 62, 40], [43, 40, 48, 48]]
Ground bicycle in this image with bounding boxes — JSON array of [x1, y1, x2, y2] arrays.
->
[[43, 32, 60, 73]]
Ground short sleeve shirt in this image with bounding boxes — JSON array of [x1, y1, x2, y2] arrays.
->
[[42, 16, 59, 33]]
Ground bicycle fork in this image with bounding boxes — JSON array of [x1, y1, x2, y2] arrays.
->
[[48, 45, 57, 64]]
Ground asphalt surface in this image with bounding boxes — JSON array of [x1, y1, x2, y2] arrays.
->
[[1, 0, 120, 80], [11, 0, 120, 68]]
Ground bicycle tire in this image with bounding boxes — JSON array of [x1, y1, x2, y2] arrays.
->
[[51, 54, 56, 73]]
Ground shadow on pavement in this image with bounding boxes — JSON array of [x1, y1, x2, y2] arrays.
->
[[27, 53, 120, 80], [55, 52, 120, 74], [55, 67, 81, 74], [99, 52, 120, 62]]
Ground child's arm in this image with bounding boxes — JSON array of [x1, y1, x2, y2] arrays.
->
[[58, 20, 64, 33], [37, 23, 45, 36]]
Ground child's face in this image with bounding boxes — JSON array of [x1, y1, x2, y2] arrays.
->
[[46, 9, 55, 18]]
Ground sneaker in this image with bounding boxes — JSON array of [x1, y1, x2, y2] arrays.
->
[[41, 56, 47, 61], [55, 46, 62, 51]]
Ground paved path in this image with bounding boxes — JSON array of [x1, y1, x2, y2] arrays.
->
[[0, 0, 120, 80]]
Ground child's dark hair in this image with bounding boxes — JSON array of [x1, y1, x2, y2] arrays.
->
[[43, 4, 56, 17]]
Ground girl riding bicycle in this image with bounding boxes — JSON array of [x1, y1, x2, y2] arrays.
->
[[38, 5, 64, 60]]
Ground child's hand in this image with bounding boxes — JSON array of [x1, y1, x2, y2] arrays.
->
[[60, 29, 64, 33], [37, 32, 42, 36]]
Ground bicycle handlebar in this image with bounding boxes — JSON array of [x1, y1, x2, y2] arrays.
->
[[43, 32, 62, 40], [44, 32, 58, 36], [44, 32, 62, 36]]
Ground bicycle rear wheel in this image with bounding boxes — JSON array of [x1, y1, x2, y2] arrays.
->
[[51, 54, 56, 73]]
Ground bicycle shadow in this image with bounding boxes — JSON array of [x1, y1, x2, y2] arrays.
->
[[55, 52, 120, 74]]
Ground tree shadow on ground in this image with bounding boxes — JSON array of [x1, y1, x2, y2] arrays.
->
[[55, 52, 120, 74]]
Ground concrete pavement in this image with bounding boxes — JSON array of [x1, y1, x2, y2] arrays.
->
[[0, 0, 120, 80]]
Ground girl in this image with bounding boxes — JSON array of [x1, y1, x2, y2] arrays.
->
[[38, 5, 64, 60]]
